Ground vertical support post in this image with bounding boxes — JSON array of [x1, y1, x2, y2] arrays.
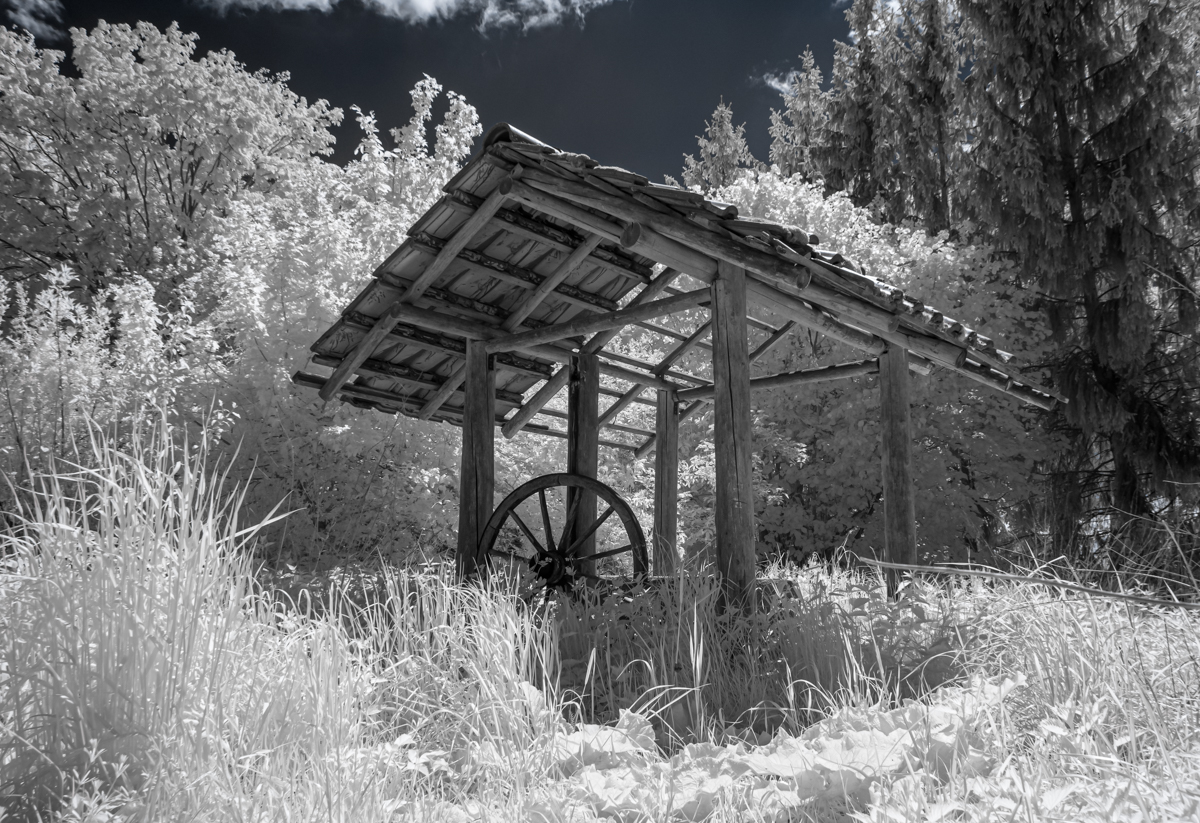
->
[[879, 343, 917, 595], [712, 261, 756, 614], [654, 387, 679, 576], [456, 340, 495, 578], [567, 352, 600, 572]]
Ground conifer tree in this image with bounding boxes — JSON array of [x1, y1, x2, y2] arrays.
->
[[889, 0, 962, 232], [959, 0, 1200, 563], [768, 47, 827, 181], [821, 0, 887, 212], [681, 100, 757, 192]]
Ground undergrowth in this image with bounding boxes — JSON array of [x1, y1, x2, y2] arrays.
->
[[2, 421, 1198, 821]]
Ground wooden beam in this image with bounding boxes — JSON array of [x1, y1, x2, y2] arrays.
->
[[320, 185, 510, 401], [415, 232, 605, 420], [519, 170, 815, 297], [598, 319, 712, 427], [749, 320, 796, 360], [483, 288, 710, 354], [677, 359, 881, 402], [336, 311, 555, 380], [879, 344, 917, 595], [408, 231, 614, 314], [504, 179, 1053, 405], [310, 354, 524, 407], [456, 342, 495, 577], [654, 388, 679, 576], [535, 407, 654, 439], [501, 268, 684, 438], [711, 259, 756, 615], [567, 353, 600, 573], [445, 188, 651, 285], [523, 426, 637, 452]]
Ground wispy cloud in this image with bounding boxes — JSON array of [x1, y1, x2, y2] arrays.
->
[[4, 0, 65, 40], [195, 0, 623, 30], [759, 71, 795, 96]]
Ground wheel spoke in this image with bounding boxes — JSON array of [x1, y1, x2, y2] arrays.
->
[[561, 505, 617, 559], [560, 489, 582, 549], [508, 510, 546, 555], [537, 488, 557, 553], [588, 544, 633, 562]]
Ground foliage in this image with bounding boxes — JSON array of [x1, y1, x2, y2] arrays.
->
[[0, 22, 338, 296], [0, 22, 491, 567], [679, 100, 758, 192]]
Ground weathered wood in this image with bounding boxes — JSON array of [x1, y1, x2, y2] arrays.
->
[[521, 170, 814, 297], [456, 341, 495, 577], [599, 319, 711, 427], [879, 344, 917, 594], [333, 312, 555, 379], [535, 407, 654, 438], [320, 185, 510, 401], [654, 388, 679, 576], [408, 231, 613, 313], [501, 268, 684, 438], [415, 232, 605, 420], [524, 425, 637, 452], [483, 288, 710, 354], [567, 353, 600, 573], [677, 359, 881, 402], [711, 259, 756, 615], [310, 354, 524, 406], [444, 187, 652, 284], [633, 321, 796, 459]]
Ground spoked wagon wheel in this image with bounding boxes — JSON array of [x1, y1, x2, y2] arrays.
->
[[476, 473, 648, 601]]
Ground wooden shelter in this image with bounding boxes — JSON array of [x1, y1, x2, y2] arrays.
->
[[296, 123, 1061, 611]]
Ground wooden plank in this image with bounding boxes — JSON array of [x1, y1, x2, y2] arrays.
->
[[320, 185, 510, 401], [567, 353, 600, 574], [711, 260, 756, 615], [336, 312, 553, 380], [879, 344, 917, 595], [483, 288, 710, 354], [677, 359, 880, 402], [310, 354, 523, 406], [408, 231, 615, 312], [445, 188, 652, 284], [654, 388, 679, 576], [414, 232, 605, 420], [500, 268, 684, 438], [456, 341, 495, 577]]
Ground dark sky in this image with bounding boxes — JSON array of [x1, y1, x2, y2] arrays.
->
[[25, 1, 851, 183]]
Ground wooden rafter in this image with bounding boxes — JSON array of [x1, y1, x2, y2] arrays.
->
[[414, 232, 604, 420], [500, 267, 684, 438], [483, 288, 710, 354], [319, 184, 511, 401]]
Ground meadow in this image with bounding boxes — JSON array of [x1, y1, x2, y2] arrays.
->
[[2, 423, 1199, 822]]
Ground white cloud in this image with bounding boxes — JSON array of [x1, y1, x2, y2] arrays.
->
[[760, 71, 795, 96], [4, 0, 65, 39], [196, 0, 621, 30]]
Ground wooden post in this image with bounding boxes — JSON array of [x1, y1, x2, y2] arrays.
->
[[712, 260, 756, 614], [567, 352, 600, 573], [456, 340, 495, 577], [654, 388, 679, 576], [879, 343, 917, 595]]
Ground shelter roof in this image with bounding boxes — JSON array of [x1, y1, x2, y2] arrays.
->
[[295, 124, 1060, 450]]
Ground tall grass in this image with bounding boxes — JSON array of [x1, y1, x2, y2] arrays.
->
[[3, 418, 1199, 821]]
